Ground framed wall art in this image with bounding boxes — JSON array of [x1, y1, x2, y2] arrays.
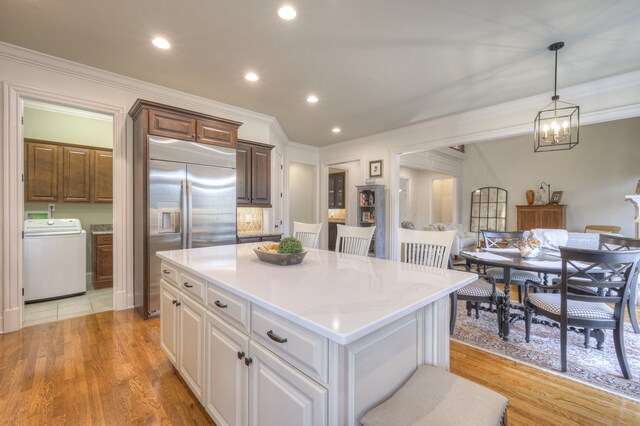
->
[[369, 160, 383, 178]]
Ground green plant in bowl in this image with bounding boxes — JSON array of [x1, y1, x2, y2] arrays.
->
[[277, 237, 304, 254]]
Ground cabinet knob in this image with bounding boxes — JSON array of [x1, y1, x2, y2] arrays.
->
[[244, 357, 253, 367], [183, 282, 193, 288], [237, 351, 245, 360], [63, 194, 68, 199], [172, 299, 177, 305], [214, 300, 228, 309], [175, 301, 181, 307], [266, 329, 288, 344]]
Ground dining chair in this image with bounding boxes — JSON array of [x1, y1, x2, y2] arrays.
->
[[568, 234, 640, 333], [292, 221, 322, 249], [523, 247, 640, 379], [396, 228, 455, 268], [481, 230, 542, 303], [335, 224, 375, 256]]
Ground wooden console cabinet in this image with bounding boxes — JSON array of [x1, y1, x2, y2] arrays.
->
[[516, 204, 566, 230]]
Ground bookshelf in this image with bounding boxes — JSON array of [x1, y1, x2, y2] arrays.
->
[[357, 185, 385, 258]]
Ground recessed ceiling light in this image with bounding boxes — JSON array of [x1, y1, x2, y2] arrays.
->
[[332, 127, 341, 134], [307, 95, 318, 103], [245, 72, 259, 82], [152, 37, 170, 49], [278, 5, 297, 20]]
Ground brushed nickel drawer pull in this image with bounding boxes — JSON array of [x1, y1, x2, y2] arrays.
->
[[214, 300, 228, 309], [267, 330, 288, 344]]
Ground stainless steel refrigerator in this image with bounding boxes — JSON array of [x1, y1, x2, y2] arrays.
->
[[146, 135, 236, 317]]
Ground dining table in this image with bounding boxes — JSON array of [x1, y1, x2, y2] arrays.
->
[[459, 247, 567, 340]]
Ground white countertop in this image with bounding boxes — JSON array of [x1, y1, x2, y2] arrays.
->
[[157, 244, 476, 344]]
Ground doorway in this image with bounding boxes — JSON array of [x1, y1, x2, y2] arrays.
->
[[22, 100, 114, 326]]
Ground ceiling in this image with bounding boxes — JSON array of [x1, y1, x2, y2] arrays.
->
[[1, 1, 639, 146]]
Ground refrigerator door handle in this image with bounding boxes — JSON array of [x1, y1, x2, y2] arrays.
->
[[186, 180, 193, 248], [181, 180, 188, 249]]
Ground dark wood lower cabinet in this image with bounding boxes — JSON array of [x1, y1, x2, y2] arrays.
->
[[93, 234, 113, 288], [328, 222, 343, 251]]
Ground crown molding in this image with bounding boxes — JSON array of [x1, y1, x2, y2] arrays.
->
[[0, 41, 278, 128], [286, 140, 321, 152]]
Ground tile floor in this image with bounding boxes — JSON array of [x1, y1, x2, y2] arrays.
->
[[23, 287, 113, 327]]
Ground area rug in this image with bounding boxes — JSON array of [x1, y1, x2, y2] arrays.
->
[[451, 303, 640, 401]]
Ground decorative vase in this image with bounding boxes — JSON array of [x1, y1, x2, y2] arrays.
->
[[526, 190, 535, 205]]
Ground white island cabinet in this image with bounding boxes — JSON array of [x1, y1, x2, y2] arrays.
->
[[157, 243, 476, 426]]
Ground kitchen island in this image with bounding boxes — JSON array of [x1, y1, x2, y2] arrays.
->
[[157, 243, 476, 426]]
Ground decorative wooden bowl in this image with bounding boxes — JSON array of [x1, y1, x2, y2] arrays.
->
[[253, 249, 307, 266]]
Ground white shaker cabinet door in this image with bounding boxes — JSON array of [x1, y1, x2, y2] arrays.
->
[[160, 280, 179, 366], [179, 291, 206, 403], [205, 311, 250, 426], [249, 341, 327, 426]]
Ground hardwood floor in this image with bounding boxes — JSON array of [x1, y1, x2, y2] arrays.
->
[[1, 308, 639, 425], [0, 309, 212, 425]]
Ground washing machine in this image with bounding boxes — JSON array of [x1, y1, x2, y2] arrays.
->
[[23, 218, 86, 302]]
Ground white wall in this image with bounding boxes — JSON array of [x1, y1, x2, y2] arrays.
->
[[461, 117, 640, 236], [288, 162, 317, 233]]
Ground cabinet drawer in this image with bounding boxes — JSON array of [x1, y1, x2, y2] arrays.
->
[[251, 305, 328, 384], [96, 234, 113, 245], [207, 284, 249, 332], [179, 271, 206, 304], [160, 263, 178, 286]]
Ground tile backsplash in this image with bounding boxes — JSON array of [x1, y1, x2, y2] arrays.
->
[[328, 209, 346, 220], [237, 207, 263, 233]]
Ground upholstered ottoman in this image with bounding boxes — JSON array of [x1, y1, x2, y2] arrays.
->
[[361, 365, 508, 426]]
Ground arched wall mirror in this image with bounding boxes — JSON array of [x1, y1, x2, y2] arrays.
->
[[470, 187, 507, 241]]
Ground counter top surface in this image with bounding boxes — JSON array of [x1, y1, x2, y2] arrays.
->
[[89, 224, 113, 234], [91, 230, 113, 236], [157, 244, 476, 344], [237, 231, 284, 238]]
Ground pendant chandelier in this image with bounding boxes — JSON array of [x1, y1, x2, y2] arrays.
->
[[534, 41, 579, 152]]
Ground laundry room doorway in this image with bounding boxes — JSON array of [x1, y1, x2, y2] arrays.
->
[[22, 100, 115, 326]]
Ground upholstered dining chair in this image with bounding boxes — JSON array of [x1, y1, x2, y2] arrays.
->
[[524, 247, 640, 379], [335, 224, 375, 256], [482, 230, 543, 303], [396, 228, 455, 268], [292, 221, 323, 249], [568, 234, 640, 333]]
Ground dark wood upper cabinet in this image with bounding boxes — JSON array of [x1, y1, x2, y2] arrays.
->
[[24, 139, 112, 203], [251, 145, 271, 205], [197, 118, 237, 148], [93, 150, 113, 203], [236, 141, 252, 205], [62, 146, 91, 202], [328, 172, 346, 209], [149, 109, 197, 141], [25, 140, 59, 201], [237, 140, 273, 207]]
